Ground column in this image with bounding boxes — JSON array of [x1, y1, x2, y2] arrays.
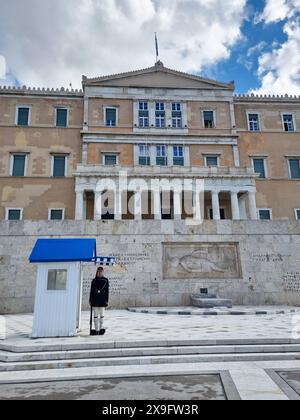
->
[[114, 189, 122, 220], [94, 190, 102, 221], [248, 191, 258, 220], [134, 189, 142, 221], [211, 191, 221, 220], [238, 195, 247, 220], [231, 191, 240, 220], [75, 190, 84, 221], [153, 188, 161, 220], [173, 190, 182, 220], [193, 179, 202, 222]]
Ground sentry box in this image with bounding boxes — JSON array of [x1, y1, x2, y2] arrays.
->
[[29, 238, 115, 339]]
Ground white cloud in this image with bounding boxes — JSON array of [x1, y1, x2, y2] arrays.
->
[[0, 55, 6, 79], [0, 0, 247, 89], [259, 0, 300, 23], [251, 1, 300, 95]]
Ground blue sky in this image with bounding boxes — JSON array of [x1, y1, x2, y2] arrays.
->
[[0, 0, 299, 94]]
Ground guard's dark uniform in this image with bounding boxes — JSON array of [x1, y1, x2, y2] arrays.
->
[[89, 276, 109, 308]]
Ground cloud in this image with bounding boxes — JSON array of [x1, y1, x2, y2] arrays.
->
[[258, 0, 300, 24], [0, 55, 6, 79], [251, 1, 300, 95], [0, 0, 247, 89]]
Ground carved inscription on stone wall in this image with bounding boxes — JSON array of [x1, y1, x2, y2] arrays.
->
[[283, 272, 300, 293], [163, 243, 241, 280], [250, 253, 291, 263]]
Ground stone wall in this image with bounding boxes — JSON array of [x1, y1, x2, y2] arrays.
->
[[0, 220, 300, 314]]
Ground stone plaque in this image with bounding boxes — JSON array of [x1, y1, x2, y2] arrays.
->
[[163, 243, 241, 279]]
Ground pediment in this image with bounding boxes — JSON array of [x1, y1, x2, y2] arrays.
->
[[83, 63, 234, 91]]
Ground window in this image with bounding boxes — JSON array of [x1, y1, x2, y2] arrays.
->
[[47, 269, 67, 291], [156, 145, 167, 166], [203, 111, 215, 129], [283, 114, 295, 132], [6, 208, 23, 221], [11, 154, 27, 177], [289, 159, 300, 179], [16, 107, 30, 126], [259, 209, 272, 220], [104, 154, 117, 166], [49, 209, 65, 221], [253, 158, 267, 179], [205, 156, 219, 167], [52, 155, 67, 177], [172, 103, 182, 128], [173, 146, 184, 166], [295, 209, 300, 220], [139, 102, 149, 128], [155, 103, 165, 128], [248, 113, 260, 131], [105, 108, 117, 127], [138, 145, 150, 166], [56, 108, 68, 128]]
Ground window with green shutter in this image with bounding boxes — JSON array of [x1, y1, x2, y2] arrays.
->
[[17, 107, 30, 126], [52, 156, 66, 177], [289, 159, 300, 179], [7, 209, 22, 220], [12, 155, 26, 177], [253, 158, 266, 179], [56, 108, 68, 127]]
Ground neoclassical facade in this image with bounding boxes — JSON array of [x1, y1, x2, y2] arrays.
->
[[1, 61, 300, 223]]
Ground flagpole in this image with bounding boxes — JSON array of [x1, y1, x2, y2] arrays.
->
[[155, 32, 159, 63]]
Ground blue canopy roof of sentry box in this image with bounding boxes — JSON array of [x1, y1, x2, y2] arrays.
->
[[29, 239, 97, 263]]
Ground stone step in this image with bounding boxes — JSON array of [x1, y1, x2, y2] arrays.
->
[[1, 343, 300, 363], [0, 351, 300, 372], [191, 297, 233, 308]]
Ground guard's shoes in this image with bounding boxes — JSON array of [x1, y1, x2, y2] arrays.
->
[[99, 329, 106, 336]]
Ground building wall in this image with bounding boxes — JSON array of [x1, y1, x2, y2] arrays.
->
[[0, 93, 83, 220], [235, 101, 300, 219], [0, 220, 299, 314]]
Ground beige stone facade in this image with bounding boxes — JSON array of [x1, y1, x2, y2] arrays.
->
[[0, 62, 300, 222]]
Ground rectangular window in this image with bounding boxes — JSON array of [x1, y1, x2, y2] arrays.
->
[[259, 209, 272, 220], [6, 209, 22, 221], [295, 209, 300, 220], [105, 108, 117, 127], [49, 209, 64, 221], [205, 156, 219, 167], [139, 102, 149, 128], [104, 154, 117, 166], [248, 113, 260, 131], [52, 156, 66, 177], [11, 154, 26, 177], [155, 103, 165, 128], [172, 103, 182, 128], [47, 269, 67, 291], [203, 111, 215, 129], [17, 107, 30, 126], [289, 159, 300, 179], [156, 145, 167, 166], [173, 146, 184, 166], [283, 114, 295, 132], [253, 158, 266, 179], [56, 108, 68, 128], [138, 145, 150, 166]]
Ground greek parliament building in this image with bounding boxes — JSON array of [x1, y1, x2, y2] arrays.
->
[[1, 61, 300, 313]]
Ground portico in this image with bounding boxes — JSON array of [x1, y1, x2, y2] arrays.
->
[[74, 165, 258, 221]]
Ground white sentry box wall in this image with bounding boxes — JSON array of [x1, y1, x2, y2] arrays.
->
[[32, 262, 83, 338]]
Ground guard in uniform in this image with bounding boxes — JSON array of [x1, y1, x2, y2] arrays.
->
[[89, 266, 109, 335]]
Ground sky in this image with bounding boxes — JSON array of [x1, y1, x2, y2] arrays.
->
[[0, 0, 299, 94]]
